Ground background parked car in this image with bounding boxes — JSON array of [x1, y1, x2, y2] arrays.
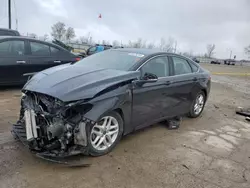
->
[[224, 59, 236, 65], [192, 57, 200, 63], [0, 36, 81, 86], [0, 28, 20, 36], [86, 44, 113, 56], [210, 60, 221, 64]]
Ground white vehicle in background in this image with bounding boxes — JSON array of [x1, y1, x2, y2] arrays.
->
[[224, 59, 236, 65]]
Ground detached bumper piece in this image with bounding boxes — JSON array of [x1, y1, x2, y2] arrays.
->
[[236, 107, 250, 117], [165, 116, 182, 130]]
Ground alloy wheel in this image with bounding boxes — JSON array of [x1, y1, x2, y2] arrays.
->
[[90, 116, 119, 151], [194, 94, 205, 115]]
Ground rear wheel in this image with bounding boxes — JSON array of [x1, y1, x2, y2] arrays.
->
[[87, 111, 123, 156], [188, 91, 206, 118]]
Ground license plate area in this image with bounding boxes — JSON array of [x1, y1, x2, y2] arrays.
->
[[24, 109, 38, 141]]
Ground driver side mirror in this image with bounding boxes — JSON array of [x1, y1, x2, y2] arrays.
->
[[134, 72, 158, 87]]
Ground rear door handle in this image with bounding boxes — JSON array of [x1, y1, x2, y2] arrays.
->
[[16, 60, 26, 64], [193, 77, 198, 81], [54, 60, 61, 63], [164, 81, 173, 85]]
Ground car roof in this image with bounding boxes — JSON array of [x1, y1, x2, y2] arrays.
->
[[0, 28, 20, 35], [111, 48, 172, 56], [0, 36, 68, 51]]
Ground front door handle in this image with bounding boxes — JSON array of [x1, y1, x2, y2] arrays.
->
[[16, 60, 26, 64], [193, 77, 198, 81], [54, 60, 61, 63]]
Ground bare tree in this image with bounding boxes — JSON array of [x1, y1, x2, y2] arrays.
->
[[128, 40, 134, 48], [28, 33, 37, 39], [159, 38, 166, 50], [43, 34, 49, 41], [182, 50, 193, 58], [51, 22, 66, 40], [133, 38, 143, 48], [206, 44, 216, 58], [147, 42, 155, 49], [141, 39, 147, 48], [102, 40, 110, 45], [165, 37, 174, 52], [245, 45, 250, 58], [112, 40, 119, 47], [79, 36, 87, 44], [39, 34, 49, 41], [159, 37, 175, 52], [65, 27, 75, 42]]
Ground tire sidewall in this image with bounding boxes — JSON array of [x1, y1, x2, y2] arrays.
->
[[86, 111, 124, 156], [189, 91, 206, 118]]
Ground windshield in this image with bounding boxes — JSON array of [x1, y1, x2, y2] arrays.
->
[[76, 50, 144, 71]]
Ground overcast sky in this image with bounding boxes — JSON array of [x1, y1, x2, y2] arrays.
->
[[0, 0, 249, 59]]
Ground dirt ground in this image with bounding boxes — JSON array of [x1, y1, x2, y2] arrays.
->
[[1, 63, 250, 188]]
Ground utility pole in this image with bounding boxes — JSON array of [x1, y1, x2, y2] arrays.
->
[[229, 50, 232, 59], [8, 0, 11, 29]]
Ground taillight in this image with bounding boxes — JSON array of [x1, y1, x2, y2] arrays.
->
[[75, 57, 81, 61]]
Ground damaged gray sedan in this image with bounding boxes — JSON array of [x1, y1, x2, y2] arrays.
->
[[13, 48, 211, 158]]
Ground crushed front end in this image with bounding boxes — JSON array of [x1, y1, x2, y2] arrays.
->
[[12, 91, 94, 158]]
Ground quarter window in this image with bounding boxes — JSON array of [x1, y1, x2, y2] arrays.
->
[[141, 56, 169, 78], [189, 62, 198, 72], [0, 40, 25, 56], [30, 42, 50, 56], [50, 46, 60, 54], [172, 57, 192, 75]]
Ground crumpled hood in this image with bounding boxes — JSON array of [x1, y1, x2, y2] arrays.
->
[[23, 63, 140, 102]]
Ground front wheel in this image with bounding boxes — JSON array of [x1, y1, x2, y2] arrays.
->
[[87, 111, 123, 156], [188, 91, 206, 118]]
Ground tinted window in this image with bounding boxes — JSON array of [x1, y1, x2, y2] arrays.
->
[[30, 42, 50, 56], [89, 47, 97, 52], [0, 31, 15, 36], [141, 56, 169, 77], [0, 40, 25, 56], [172, 57, 192, 75], [77, 50, 144, 71], [50, 46, 60, 54], [189, 62, 198, 72]]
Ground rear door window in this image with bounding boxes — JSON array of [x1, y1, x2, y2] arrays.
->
[[50, 46, 60, 55], [30, 42, 50, 56], [0, 40, 25, 56], [172, 57, 192, 75]]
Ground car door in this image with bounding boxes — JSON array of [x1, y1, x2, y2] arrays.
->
[[169, 55, 198, 115], [132, 55, 176, 129], [50, 46, 78, 64], [0, 39, 28, 85], [25, 41, 57, 75]]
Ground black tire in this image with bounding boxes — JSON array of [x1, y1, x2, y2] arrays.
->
[[188, 91, 206, 118], [87, 111, 123, 156]]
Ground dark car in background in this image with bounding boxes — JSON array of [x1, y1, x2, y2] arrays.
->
[[210, 60, 221, 64], [13, 48, 211, 158], [0, 28, 20, 36], [192, 57, 200, 64], [0, 36, 80, 85]]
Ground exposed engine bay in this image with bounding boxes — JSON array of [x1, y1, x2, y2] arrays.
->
[[12, 91, 94, 157]]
